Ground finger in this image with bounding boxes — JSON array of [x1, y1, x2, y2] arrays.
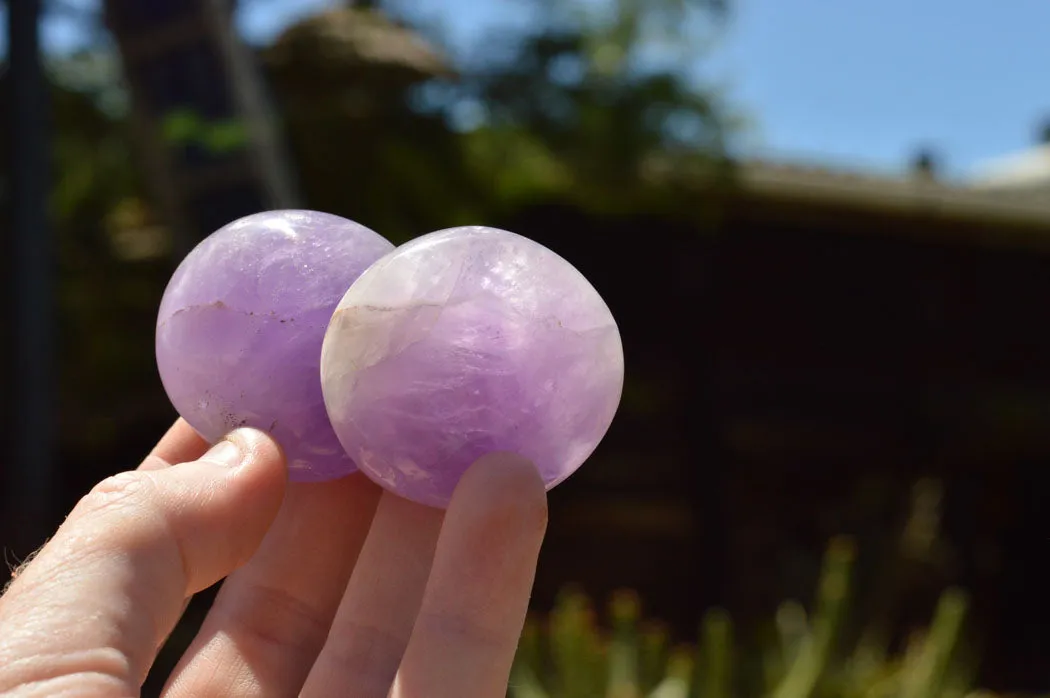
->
[[163, 474, 382, 698], [301, 492, 444, 698], [140, 418, 210, 471], [392, 453, 548, 698], [0, 428, 286, 696]]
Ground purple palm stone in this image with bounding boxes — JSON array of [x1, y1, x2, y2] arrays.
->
[[319, 225, 624, 507], [156, 210, 394, 481]]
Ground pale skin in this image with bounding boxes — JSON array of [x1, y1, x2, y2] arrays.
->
[[0, 420, 548, 697]]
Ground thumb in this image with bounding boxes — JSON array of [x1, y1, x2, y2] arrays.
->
[[0, 427, 287, 695]]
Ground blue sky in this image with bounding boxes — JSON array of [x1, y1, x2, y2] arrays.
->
[[708, 0, 1050, 178], [7, 0, 1049, 178]]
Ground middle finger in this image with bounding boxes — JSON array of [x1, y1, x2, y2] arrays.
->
[[162, 473, 382, 698]]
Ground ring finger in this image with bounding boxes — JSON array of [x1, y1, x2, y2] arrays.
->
[[300, 491, 444, 698]]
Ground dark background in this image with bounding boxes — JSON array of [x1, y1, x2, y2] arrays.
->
[[3, 0, 1050, 693]]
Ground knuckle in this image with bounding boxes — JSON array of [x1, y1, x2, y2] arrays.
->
[[224, 583, 330, 666], [417, 609, 512, 654], [0, 647, 133, 697], [314, 622, 407, 690], [77, 471, 159, 522]]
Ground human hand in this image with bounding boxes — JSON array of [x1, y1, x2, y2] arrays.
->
[[0, 420, 548, 697]]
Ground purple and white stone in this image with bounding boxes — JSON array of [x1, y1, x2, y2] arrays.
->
[[320, 225, 624, 508], [156, 210, 394, 482]]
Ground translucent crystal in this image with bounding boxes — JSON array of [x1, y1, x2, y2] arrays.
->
[[156, 210, 394, 481], [320, 226, 624, 507]]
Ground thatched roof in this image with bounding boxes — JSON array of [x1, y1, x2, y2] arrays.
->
[[263, 7, 453, 82]]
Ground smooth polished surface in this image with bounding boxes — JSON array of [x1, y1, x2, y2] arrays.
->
[[321, 225, 624, 507], [157, 210, 394, 481]]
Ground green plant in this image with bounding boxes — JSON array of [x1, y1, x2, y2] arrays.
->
[[509, 538, 975, 698]]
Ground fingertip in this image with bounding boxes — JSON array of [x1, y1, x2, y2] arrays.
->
[[224, 427, 288, 478], [451, 452, 548, 538], [202, 428, 289, 570], [119, 427, 290, 593]]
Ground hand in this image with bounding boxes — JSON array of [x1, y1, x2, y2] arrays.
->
[[0, 420, 548, 697]]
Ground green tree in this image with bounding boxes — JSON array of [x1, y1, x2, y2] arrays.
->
[[446, 0, 733, 211], [10, 0, 735, 465]]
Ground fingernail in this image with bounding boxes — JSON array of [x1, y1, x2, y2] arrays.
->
[[201, 437, 242, 467]]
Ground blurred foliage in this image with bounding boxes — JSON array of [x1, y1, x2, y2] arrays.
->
[[508, 477, 1017, 698], [449, 0, 735, 217], [258, 0, 734, 238], [0, 52, 165, 450], [8, 0, 734, 452], [159, 109, 250, 154], [510, 539, 978, 698]]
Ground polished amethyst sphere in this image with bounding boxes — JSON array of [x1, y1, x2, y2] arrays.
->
[[156, 210, 393, 481], [320, 226, 624, 507]]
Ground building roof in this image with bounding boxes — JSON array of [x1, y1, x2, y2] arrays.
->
[[968, 143, 1050, 190], [736, 155, 1050, 234]]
